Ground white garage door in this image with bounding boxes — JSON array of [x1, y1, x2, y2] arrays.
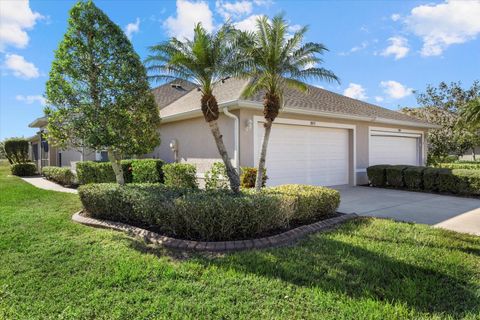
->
[[256, 123, 349, 186], [370, 134, 419, 166]]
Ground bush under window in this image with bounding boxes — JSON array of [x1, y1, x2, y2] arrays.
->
[[78, 183, 340, 241]]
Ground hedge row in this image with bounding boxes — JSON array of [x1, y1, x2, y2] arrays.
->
[[79, 183, 340, 241], [367, 164, 480, 195], [11, 163, 37, 176], [76, 159, 164, 185], [42, 166, 76, 186], [436, 162, 480, 170]]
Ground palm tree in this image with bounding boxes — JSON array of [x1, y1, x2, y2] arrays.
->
[[235, 15, 339, 191], [461, 98, 480, 127], [146, 23, 241, 192]]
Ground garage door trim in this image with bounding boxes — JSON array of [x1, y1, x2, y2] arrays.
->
[[368, 126, 425, 166], [253, 116, 356, 185]]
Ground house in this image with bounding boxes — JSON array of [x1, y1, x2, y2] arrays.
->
[[28, 77, 436, 186], [28, 116, 107, 170], [148, 78, 437, 186]]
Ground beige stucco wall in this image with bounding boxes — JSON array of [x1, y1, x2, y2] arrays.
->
[[154, 108, 428, 184], [151, 112, 238, 173]]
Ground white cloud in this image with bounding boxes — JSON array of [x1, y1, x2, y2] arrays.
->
[[216, 0, 252, 20], [391, 13, 401, 21], [343, 83, 367, 100], [253, 0, 273, 6], [234, 14, 264, 32], [125, 18, 140, 39], [3, 54, 39, 79], [381, 36, 409, 60], [16, 94, 46, 106], [405, 0, 480, 56], [164, 0, 214, 39], [380, 80, 412, 99], [0, 0, 44, 51], [374, 96, 384, 103]]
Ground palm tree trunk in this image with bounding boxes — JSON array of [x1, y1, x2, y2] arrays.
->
[[255, 119, 273, 191], [107, 148, 124, 185], [209, 120, 240, 193]]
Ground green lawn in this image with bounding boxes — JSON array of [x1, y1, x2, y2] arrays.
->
[[0, 161, 479, 319]]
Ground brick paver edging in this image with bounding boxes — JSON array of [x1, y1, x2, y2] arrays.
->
[[72, 211, 358, 252]]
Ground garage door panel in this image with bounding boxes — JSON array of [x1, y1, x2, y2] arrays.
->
[[256, 123, 349, 186], [370, 134, 419, 166]]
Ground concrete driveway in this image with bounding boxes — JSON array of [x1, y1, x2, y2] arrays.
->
[[337, 186, 480, 236]]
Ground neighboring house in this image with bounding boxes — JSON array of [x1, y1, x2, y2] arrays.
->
[[149, 78, 437, 186], [460, 146, 480, 161], [28, 116, 107, 171]]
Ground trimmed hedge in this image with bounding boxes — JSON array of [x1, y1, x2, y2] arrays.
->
[[240, 167, 267, 188], [367, 165, 480, 196], [78, 183, 340, 241], [385, 165, 412, 188], [437, 163, 480, 170], [131, 159, 164, 183], [404, 166, 426, 190], [11, 163, 37, 176], [76, 159, 164, 184], [163, 163, 198, 189], [42, 166, 75, 186], [366, 165, 390, 187]]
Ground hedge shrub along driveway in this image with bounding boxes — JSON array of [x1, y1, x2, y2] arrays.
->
[[367, 164, 480, 196], [1, 161, 480, 319]]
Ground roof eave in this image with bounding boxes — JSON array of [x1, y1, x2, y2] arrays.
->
[[160, 99, 439, 129], [28, 116, 47, 128]]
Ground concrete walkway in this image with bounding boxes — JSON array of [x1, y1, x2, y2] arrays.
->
[[337, 186, 480, 236], [21, 176, 78, 194]]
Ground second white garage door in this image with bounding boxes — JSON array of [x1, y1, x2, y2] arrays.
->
[[370, 134, 419, 166], [256, 123, 350, 186]]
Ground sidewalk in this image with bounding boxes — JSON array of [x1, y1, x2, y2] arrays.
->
[[21, 176, 78, 194]]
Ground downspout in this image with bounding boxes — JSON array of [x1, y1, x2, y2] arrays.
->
[[223, 107, 239, 173]]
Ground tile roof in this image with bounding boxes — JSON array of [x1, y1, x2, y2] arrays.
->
[[152, 77, 429, 125]]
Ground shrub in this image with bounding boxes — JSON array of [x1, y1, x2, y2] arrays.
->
[[42, 166, 76, 186], [163, 163, 198, 189], [11, 163, 37, 176], [4, 138, 29, 164], [366, 165, 390, 187], [423, 167, 450, 192], [204, 162, 229, 190], [79, 183, 340, 241], [437, 163, 480, 170], [385, 165, 412, 188], [436, 169, 480, 195], [240, 167, 267, 188], [76, 159, 162, 184], [404, 166, 426, 190], [265, 184, 340, 223], [131, 159, 164, 183]]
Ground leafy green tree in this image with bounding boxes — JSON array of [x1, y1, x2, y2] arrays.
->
[[146, 23, 241, 192], [234, 15, 339, 190], [45, 0, 160, 184], [0, 140, 6, 160], [3, 138, 30, 164], [401, 81, 480, 164]]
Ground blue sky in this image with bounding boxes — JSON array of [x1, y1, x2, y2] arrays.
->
[[1, 0, 479, 140]]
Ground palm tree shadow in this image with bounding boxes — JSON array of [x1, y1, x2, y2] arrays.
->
[[204, 225, 479, 317]]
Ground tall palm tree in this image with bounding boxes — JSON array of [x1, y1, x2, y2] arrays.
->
[[235, 15, 339, 191], [146, 23, 241, 192], [461, 98, 480, 127]]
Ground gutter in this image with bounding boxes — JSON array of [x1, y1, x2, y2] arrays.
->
[[222, 106, 240, 173], [161, 99, 440, 129]]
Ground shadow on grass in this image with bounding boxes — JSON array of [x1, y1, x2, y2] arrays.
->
[[124, 218, 479, 317]]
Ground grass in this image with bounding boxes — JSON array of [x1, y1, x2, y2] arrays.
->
[[0, 160, 479, 319]]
